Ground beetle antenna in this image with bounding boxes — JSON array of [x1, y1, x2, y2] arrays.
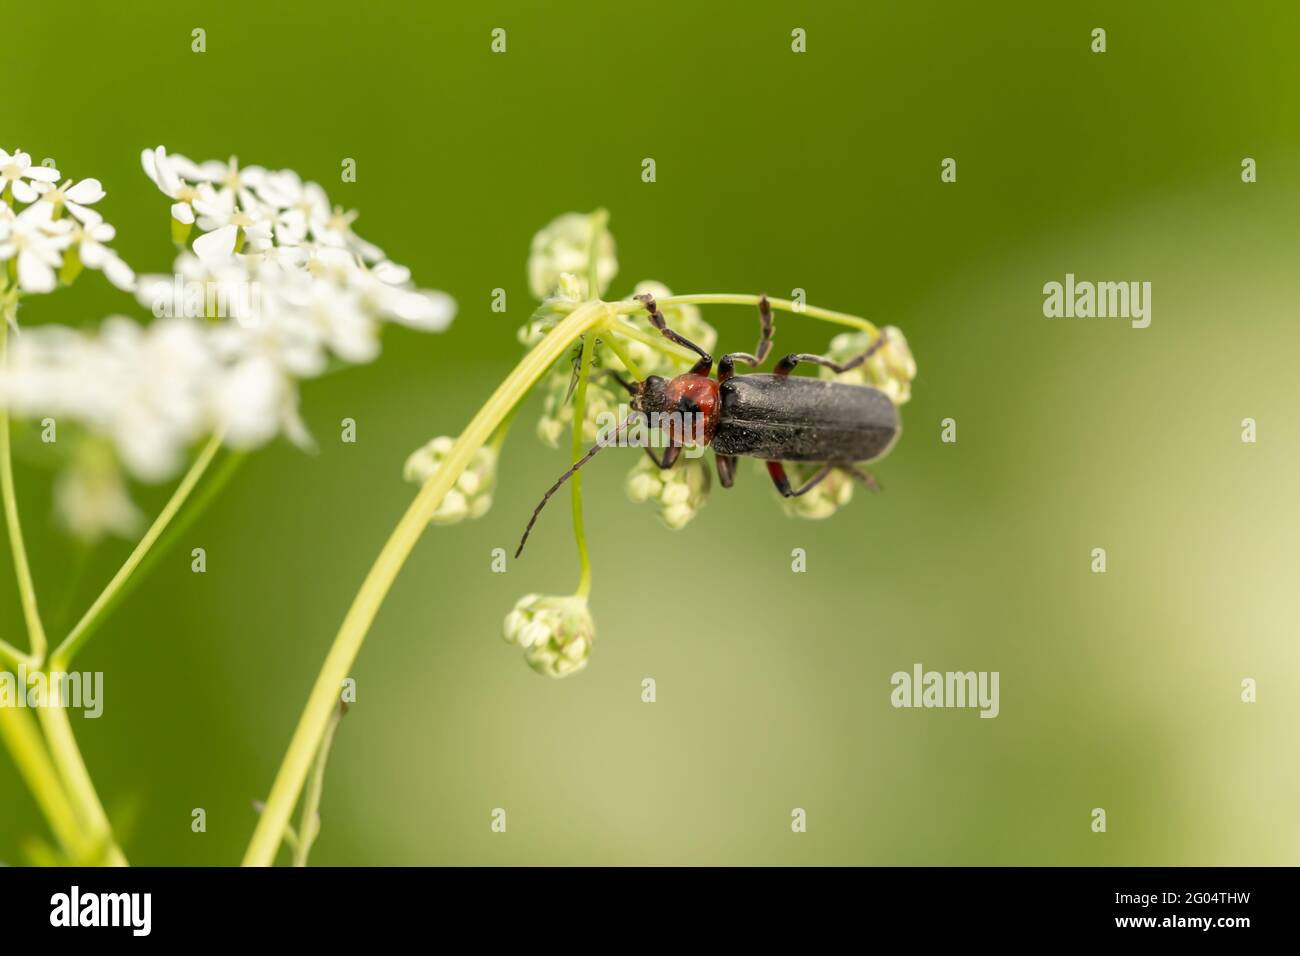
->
[[515, 414, 637, 558]]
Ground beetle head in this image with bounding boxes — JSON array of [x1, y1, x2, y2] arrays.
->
[[631, 375, 670, 415]]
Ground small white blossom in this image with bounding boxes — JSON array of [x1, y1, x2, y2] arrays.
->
[[68, 218, 135, 291], [0, 149, 61, 204], [30, 177, 107, 225], [0, 204, 73, 294], [140, 146, 202, 225]]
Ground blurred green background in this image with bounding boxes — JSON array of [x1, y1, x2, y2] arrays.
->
[[4, 0, 1298, 865]]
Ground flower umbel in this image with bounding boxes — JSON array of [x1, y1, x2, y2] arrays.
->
[[503, 593, 595, 678]]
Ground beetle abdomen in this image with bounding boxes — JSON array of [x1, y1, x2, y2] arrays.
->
[[712, 374, 899, 462]]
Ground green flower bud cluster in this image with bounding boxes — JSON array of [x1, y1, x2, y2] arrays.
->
[[775, 463, 856, 520], [818, 326, 917, 405], [403, 436, 498, 524], [528, 212, 618, 301], [626, 453, 711, 529], [502, 593, 595, 678]]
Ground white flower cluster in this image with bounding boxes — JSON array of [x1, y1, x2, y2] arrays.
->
[[0, 146, 456, 540], [0, 148, 134, 297]]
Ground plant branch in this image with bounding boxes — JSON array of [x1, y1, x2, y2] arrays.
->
[[0, 705, 88, 860], [36, 690, 127, 865], [613, 293, 881, 336], [242, 300, 611, 866], [52, 430, 226, 667]]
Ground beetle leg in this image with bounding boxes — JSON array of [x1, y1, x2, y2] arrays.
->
[[840, 463, 882, 492], [715, 453, 737, 488], [766, 461, 834, 497], [775, 330, 887, 377], [635, 292, 713, 375], [644, 444, 681, 470], [718, 294, 775, 381]]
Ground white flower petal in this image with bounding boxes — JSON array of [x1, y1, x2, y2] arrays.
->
[[17, 249, 57, 292], [64, 178, 105, 204], [192, 223, 239, 264]]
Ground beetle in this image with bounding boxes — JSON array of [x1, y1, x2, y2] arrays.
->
[[515, 292, 901, 556]]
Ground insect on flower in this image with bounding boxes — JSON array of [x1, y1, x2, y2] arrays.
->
[[515, 293, 901, 556]]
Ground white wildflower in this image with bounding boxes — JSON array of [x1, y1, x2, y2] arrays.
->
[[0, 149, 61, 204], [0, 203, 73, 294]]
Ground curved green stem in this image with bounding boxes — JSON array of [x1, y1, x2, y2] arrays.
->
[[242, 300, 611, 866], [52, 430, 226, 667], [569, 333, 597, 597]]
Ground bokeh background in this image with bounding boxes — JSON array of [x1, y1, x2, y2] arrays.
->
[[3, 0, 1298, 865]]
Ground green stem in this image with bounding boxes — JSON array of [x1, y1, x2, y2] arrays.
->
[[611, 320, 694, 363], [78, 449, 245, 648], [614, 293, 881, 336], [52, 430, 225, 666], [36, 688, 127, 865], [600, 333, 647, 381], [292, 701, 346, 867], [0, 705, 88, 861], [569, 333, 596, 597], [0, 635, 35, 670], [242, 299, 611, 866], [1, 318, 49, 663]]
